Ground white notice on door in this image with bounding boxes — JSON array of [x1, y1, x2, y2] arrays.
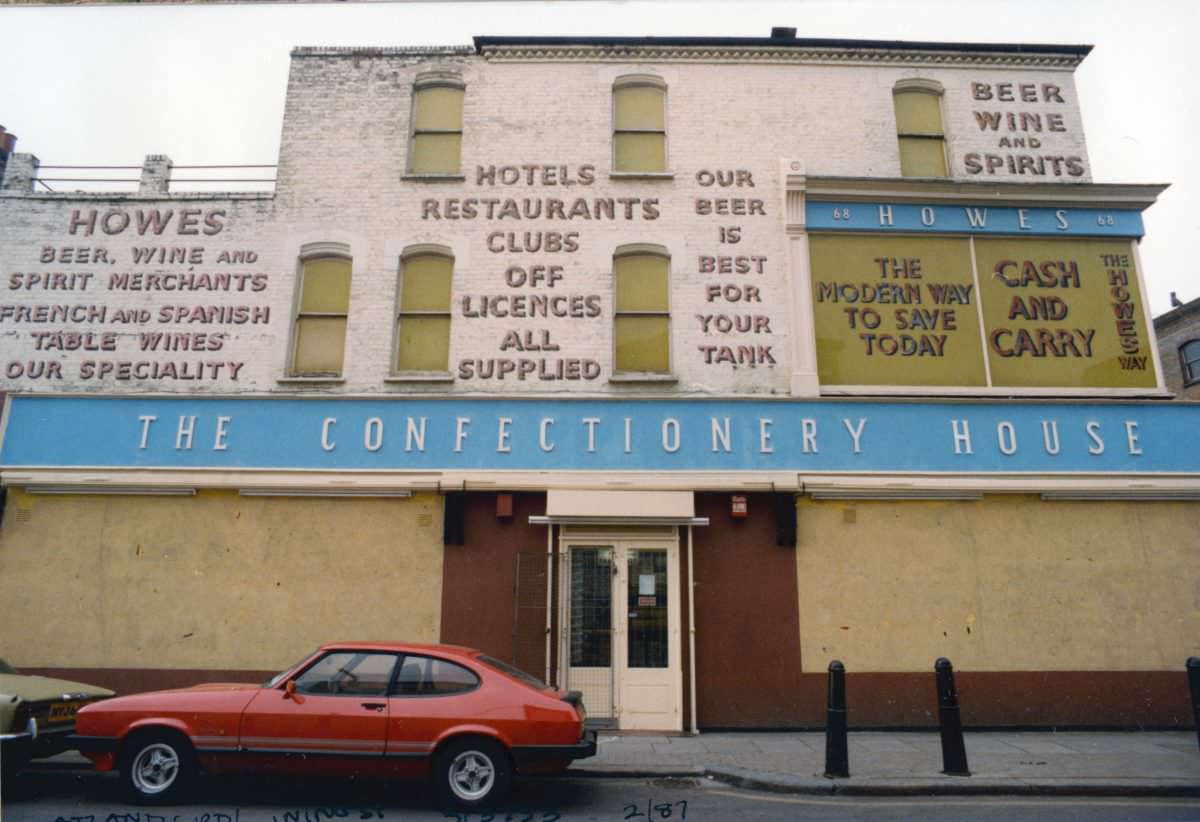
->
[[639, 574, 655, 595]]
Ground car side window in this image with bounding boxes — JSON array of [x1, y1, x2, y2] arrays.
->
[[293, 652, 398, 696], [391, 654, 479, 697]]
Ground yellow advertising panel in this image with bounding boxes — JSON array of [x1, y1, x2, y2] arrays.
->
[[809, 235, 986, 386], [974, 238, 1155, 388]]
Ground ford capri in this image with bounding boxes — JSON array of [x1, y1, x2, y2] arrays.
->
[[72, 642, 595, 808]]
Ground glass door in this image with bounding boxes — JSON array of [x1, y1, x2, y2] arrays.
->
[[565, 546, 615, 722]]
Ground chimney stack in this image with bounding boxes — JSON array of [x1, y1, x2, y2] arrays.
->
[[0, 125, 16, 187]]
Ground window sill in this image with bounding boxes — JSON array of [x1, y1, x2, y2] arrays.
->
[[608, 172, 675, 181], [609, 373, 677, 384], [277, 375, 346, 385], [385, 372, 455, 383], [401, 173, 466, 182]]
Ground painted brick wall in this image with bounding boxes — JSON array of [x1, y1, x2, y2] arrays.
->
[[0, 47, 1091, 398]]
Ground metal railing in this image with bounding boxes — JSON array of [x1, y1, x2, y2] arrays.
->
[[30, 162, 276, 193]]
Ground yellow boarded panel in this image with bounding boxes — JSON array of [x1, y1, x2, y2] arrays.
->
[[396, 316, 451, 371], [894, 91, 943, 134], [299, 257, 351, 313], [410, 133, 462, 174], [975, 238, 1156, 388], [615, 254, 669, 311], [809, 235, 985, 386], [413, 86, 464, 130], [615, 315, 670, 373], [401, 255, 453, 311], [614, 133, 666, 173], [614, 85, 665, 130], [899, 137, 947, 177], [293, 317, 347, 375]]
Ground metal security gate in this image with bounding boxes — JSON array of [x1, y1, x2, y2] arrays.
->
[[512, 551, 550, 682]]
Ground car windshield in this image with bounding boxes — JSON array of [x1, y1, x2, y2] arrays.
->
[[263, 651, 316, 688], [477, 654, 550, 691]]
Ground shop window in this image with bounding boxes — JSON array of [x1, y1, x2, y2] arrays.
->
[[290, 243, 352, 377], [394, 245, 453, 373], [894, 79, 947, 177], [408, 73, 465, 175], [613, 244, 671, 374], [1182, 339, 1200, 385], [613, 75, 667, 174]]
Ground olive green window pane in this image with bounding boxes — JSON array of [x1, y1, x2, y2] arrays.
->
[[396, 316, 451, 371], [615, 254, 669, 311], [400, 255, 453, 311], [299, 258, 351, 313], [614, 85, 665, 130], [614, 133, 666, 173], [899, 137, 947, 177], [293, 317, 346, 374], [615, 316, 670, 372], [413, 86, 464, 130], [410, 134, 462, 174], [894, 91, 943, 134]]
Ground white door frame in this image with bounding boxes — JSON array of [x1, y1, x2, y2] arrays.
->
[[558, 525, 682, 732]]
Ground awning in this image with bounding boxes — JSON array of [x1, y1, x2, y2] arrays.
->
[[528, 490, 709, 526]]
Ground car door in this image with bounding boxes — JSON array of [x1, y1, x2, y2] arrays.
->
[[385, 653, 483, 760], [239, 650, 396, 771]]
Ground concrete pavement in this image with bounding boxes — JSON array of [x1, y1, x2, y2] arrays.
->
[[571, 730, 1200, 796]]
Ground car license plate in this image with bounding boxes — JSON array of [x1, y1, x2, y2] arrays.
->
[[47, 702, 82, 723]]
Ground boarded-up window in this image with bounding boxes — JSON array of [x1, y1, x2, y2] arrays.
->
[[894, 84, 947, 177], [614, 246, 670, 373], [395, 249, 453, 372], [292, 250, 351, 376], [409, 77, 464, 175], [614, 76, 667, 173]]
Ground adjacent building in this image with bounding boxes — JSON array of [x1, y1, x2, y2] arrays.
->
[[1, 30, 1197, 730], [1155, 293, 1200, 400]]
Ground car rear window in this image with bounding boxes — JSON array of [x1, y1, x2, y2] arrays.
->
[[477, 655, 550, 691]]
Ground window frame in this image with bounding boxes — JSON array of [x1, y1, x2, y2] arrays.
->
[[611, 242, 674, 380], [611, 74, 671, 178], [405, 71, 466, 179], [1181, 339, 1200, 386], [893, 78, 948, 178], [287, 241, 353, 380], [390, 244, 455, 380]]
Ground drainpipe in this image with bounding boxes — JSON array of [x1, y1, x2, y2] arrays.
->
[[687, 524, 698, 735], [545, 523, 554, 686]]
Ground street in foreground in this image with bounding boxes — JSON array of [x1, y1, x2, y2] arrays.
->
[[4, 771, 1200, 822]]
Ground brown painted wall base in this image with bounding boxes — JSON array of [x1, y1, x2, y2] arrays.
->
[[22, 667, 275, 697], [747, 670, 1197, 730]]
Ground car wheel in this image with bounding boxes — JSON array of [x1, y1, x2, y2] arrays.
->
[[119, 731, 195, 804], [434, 737, 511, 809]]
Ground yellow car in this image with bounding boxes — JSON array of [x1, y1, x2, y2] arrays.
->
[[0, 658, 113, 779]]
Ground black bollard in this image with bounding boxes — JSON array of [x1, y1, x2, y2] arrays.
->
[[1188, 657, 1200, 752], [824, 660, 849, 778], [934, 657, 970, 776]]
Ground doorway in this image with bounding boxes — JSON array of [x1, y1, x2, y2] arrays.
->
[[559, 527, 681, 731]]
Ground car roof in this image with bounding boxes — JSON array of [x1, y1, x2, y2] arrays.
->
[[316, 641, 480, 659]]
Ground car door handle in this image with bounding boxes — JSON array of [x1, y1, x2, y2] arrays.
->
[[361, 702, 385, 712]]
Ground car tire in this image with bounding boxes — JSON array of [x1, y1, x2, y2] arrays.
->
[[119, 730, 195, 804], [433, 737, 512, 810]]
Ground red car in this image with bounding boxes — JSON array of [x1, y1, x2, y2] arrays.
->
[[72, 642, 595, 808]]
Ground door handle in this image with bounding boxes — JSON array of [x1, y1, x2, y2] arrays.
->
[[361, 702, 385, 711]]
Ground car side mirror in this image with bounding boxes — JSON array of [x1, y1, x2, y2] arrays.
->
[[284, 680, 296, 700]]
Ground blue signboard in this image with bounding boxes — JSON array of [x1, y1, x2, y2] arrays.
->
[[806, 201, 1144, 238], [3, 396, 1198, 475]]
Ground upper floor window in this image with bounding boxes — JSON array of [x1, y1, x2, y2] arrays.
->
[[893, 79, 947, 177], [290, 243, 351, 378], [394, 245, 453, 373], [1182, 339, 1200, 385], [613, 244, 671, 374], [408, 73, 465, 176], [613, 75, 667, 174]]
